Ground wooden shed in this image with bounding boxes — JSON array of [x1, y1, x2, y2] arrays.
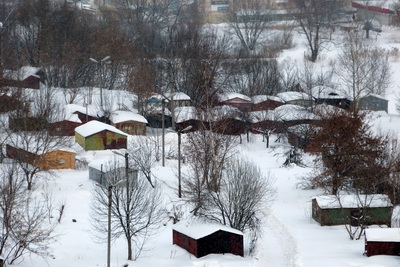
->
[[173, 223, 244, 258], [49, 114, 82, 136], [1, 66, 45, 89], [110, 110, 148, 136], [6, 144, 76, 170], [312, 194, 393, 226], [358, 94, 388, 113], [365, 228, 400, 257], [75, 121, 127, 151]]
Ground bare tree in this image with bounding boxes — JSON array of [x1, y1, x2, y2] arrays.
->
[[334, 31, 391, 112], [183, 112, 239, 214], [90, 160, 165, 261], [291, 0, 345, 62], [129, 135, 159, 188], [0, 163, 56, 264], [225, 0, 274, 55], [226, 58, 281, 96], [278, 59, 299, 92], [198, 157, 275, 253], [3, 89, 69, 190]]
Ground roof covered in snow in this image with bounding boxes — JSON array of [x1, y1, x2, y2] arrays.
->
[[5, 134, 76, 154], [173, 222, 243, 240], [219, 92, 252, 102], [165, 92, 191, 101], [273, 104, 315, 121], [66, 104, 99, 118], [252, 95, 284, 104], [88, 155, 128, 171], [3, 66, 42, 81], [174, 106, 199, 123], [311, 86, 347, 99], [365, 228, 400, 242], [276, 91, 310, 102], [110, 110, 148, 124], [210, 105, 243, 121], [314, 194, 392, 209], [360, 93, 388, 101], [75, 121, 128, 137]]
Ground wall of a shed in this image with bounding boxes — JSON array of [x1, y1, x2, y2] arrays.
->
[[173, 230, 198, 257], [366, 241, 400, 257], [41, 151, 76, 170], [114, 121, 146, 136], [313, 205, 392, 226]]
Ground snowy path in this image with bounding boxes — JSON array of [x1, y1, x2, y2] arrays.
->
[[263, 213, 301, 267], [242, 141, 302, 267]]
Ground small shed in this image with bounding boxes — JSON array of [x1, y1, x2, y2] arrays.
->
[[110, 110, 148, 136], [365, 228, 400, 257], [88, 158, 138, 186], [166, 92, 191, 109], [358, 94, 388, 113], [2, 66, 45, 89], [75, 121, 128, 151], [218, 93, 253, 112], [173, 223, 244, 258], [49, 114, 82, 136], [6, 144, 76, 170], [252, 95, 284, 111], [312, 194, 393, 226], [66, 104, 98, 124], [311, 86, 352, 110]]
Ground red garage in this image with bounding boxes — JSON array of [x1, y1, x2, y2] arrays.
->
[[365, 228, 400, 257], [173, 223, 244, 258]]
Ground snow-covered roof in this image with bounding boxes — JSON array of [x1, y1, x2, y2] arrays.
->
[[110, 110, 148, 124], [88, 156, 127, 171], [5, 134, 76, 154], [173, 222, 243, 240], [165, 92, 191, 101], [313, 194, 392, 209], [365, 228, 400, 242], [66, 113, 82, 123], [360, 93, 388, 101], [147, 105, 172, 116], [276, 91, 310, 102], [66, 103, 98, 117], [174, 106, 198, 123], [353, 0, 399, 11], [249, 110, 274, 123], [311, 86, 346, 99], [3, 66, 41, 81], [252, 95, 284, 104], [219, 92, 252, 102], [75, 121, 128, 137], [273, 104, 315, 121], [210, 105, 242, 121]]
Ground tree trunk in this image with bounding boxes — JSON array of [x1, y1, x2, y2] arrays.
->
[[127, 237, 133, 260]]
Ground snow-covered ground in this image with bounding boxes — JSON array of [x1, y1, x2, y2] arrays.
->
[[4, 23, 400, 267], [10, 131, 400, 267]]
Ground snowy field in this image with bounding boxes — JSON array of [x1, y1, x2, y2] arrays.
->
[[5, 23, 400, 267]]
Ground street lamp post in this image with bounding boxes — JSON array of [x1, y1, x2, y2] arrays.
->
[[89, 56, 111, 111], [162, 98, 166, 167], [104, 178, 126, 267], [177, 125, 192, 198]]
